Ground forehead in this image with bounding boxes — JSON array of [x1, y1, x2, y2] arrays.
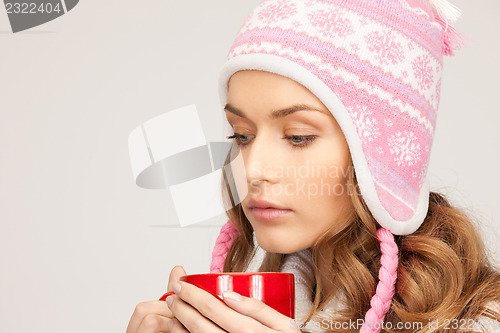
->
[[228, 70, 303, 92], [227, 70, 329, 112]]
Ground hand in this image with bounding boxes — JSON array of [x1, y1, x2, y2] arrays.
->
[[126, 265, 187, 333], [166, 280, 301, 333]]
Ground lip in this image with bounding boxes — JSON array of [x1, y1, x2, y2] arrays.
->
[[247, 199, 290, 210], [250, 207, 293, 222], [247, 199, 292, 222]]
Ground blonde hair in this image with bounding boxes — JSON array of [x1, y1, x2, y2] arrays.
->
[[220, 154, 500, 332]]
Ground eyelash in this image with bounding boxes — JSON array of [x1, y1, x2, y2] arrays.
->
[[226, 133, 317, 150]]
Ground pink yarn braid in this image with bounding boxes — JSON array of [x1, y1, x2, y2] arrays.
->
[[210, 219, 238, 273], [360, 228, 399, 333]]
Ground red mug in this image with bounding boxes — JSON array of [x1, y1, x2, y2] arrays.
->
[[159, 272, 295, 318]]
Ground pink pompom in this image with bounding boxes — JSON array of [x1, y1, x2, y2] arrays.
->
[[434, 15, 471, 56]]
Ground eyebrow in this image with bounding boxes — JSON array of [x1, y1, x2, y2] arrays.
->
[[224, 103, 329, 120]]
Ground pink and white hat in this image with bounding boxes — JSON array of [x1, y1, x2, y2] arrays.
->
[[211, 0, 466, 330]]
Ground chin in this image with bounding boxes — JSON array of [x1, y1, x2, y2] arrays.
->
[[254, 231, 305, 254]]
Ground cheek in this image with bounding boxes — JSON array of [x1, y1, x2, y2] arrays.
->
[[300, 174, 352, 237], [296, 157, 349, 201]]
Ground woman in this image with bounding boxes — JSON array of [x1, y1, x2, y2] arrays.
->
[[127, 0, 500, 332]]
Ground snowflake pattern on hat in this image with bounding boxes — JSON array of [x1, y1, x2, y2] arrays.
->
[[308, 8, 355, 38], [365, 30, 405, 65], [347, 104, 381, 145], [388, 131, 422, 167]]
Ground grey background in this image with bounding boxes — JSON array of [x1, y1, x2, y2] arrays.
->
[[0, 0, 498, 332]]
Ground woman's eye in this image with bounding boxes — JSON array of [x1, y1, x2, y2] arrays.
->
[[284, 135, 317, 149], [226, 133, 317, 150], [227, 133, 252, 145]]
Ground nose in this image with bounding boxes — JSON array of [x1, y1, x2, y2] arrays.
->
[[244, 133, 282, 187]]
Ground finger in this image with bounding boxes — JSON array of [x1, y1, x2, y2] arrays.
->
[[136, 313, 171, 333], [174, 281, 273, 333], [167, 294, 224, 333], [167, 266, 187, 292], [169, 317, 189, 333], [222, 291, 292, 331], [126, 301, 173, 333]]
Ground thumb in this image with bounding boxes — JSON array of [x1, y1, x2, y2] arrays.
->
[[167, 265, 187, 292]]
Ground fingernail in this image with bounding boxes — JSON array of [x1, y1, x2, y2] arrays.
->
[[166, 295, 173, 307], [172, 282, 181, 294], [222, 291, 242, 301]]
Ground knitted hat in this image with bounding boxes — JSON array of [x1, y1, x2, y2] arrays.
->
[[210, 0, 466, 330]]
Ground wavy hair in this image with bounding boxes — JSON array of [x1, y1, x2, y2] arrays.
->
[[220, 153, 500, 332]]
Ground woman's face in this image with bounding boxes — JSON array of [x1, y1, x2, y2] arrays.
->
[[225, 70, 353, 254]]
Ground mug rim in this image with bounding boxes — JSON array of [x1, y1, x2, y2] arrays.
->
[[180, 272, 294, 278]]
